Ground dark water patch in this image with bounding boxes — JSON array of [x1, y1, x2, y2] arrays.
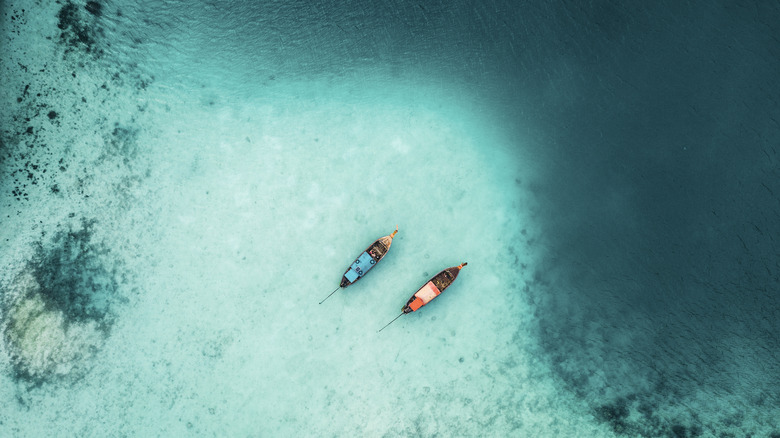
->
[[57, 0, 105, 57], [1, 218, 131, 387], [52, 1, 156, 92], [1, 60, 153, 208], [1, 116, 58, 203], [670, 424, 703, 438], [591, 394, 708, 437], [1, 2, 152, 391], [85, 1, 102, 17], [594, 398, 630, 435], [30, 218, 119, 324], [519, 1, 780, 435], [96, 123, 152, 209], [103, 124, 139, 163], [4, 6, 29, 37], [0, 69, 74, 204]]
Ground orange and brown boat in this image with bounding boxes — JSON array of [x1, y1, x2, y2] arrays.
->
[[319, 226, 398, 304], [378, 262, 467, 332]]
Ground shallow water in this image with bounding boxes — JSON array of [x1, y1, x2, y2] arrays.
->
[[1, 1, 778, 436]]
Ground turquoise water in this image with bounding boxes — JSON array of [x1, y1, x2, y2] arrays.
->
[[1, 1, 778, 436]]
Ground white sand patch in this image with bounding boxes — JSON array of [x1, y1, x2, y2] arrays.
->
[[40, 81, 601, 436]]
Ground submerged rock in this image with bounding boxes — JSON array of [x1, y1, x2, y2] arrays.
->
[[4, 272, 104, 381], [85, 1, 103, 17], [57, 0, 104, 56], [1, 219, 126, 385]]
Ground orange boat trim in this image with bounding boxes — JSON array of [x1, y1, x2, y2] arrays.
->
[[408, 297, 425, 311]]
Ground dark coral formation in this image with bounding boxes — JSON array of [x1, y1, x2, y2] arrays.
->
[[1, 2, 154, 211], [591, 395, 712, 437], [594, 398, 630, 435], [85, 1, 102, 17], [29, 218, 120, 327], [57, 0, 105, 56], [1, 218, 128, 385]]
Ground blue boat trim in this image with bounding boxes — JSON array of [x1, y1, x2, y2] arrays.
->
[[344, 251, 376, 283]]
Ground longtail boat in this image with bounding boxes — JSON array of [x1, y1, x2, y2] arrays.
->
[[319, 226, 398, 304], [378, 262, 467, 332]]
